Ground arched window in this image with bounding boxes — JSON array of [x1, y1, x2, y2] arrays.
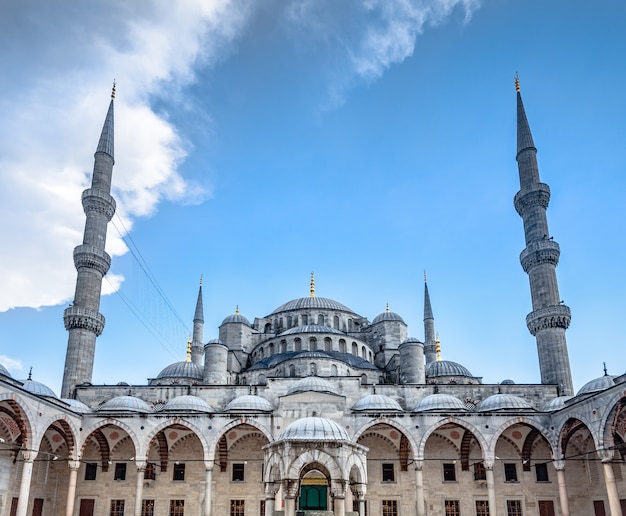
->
[[264, 323, 272, 334], [310, 363, 317, 375], [293, 315, 299, 326], [331, 365, 338, 376], [259, 347, 264, 359], [339, 339, 346, 353], [302, 315, 308, 325], [318, 314, 325, 325], [287, 316, 292, 328], [289, 365, 296, 377], [368, 351, 372, 362], [269, 343, 274, 355], [309, 338, 317, 351], [273, 319, 279, 331], [361, 346, 366, 359], [333, 315, 339, 328], [280, 340, 287, 354], [295, 338, 302, 352], [352, 342, 358, 355], [348, 319, 354, 331], [324, 337, 332, 352]]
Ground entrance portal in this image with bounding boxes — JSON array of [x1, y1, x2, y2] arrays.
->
[[299, 471, 328, 511]]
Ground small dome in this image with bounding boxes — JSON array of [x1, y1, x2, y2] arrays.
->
[[225, 395, 273, 412], [279, 417, 350, 441], [206, 338, 226, 346], [287, 376, 339, 395], [161, 395, 213, 413], [543, 396, 573, 412], [476, 393, 534, 412], [414, 393, 466, 411], [400, 337, 423, 348], [271, 297, 354, 314], [426, 360, 473, 378], [353, 394, 403, 412], [280, 325, 345, 336], [61, 398, 92, 413], [577, 375, 616, 396], [156, 361, 203, 381], [372, 311, 405, 324], [0, 363, 11, 377], [21, 378, 57, 399], [98, 396, 151, 413], [500, 379, 516, 385], [222, 313, 251, 326], [116, 382, 130, 386]]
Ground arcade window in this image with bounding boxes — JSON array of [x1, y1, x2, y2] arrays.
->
[[144, 462, 156, 481], [443, 463, 457, 482], [382, 500, 398, 516], [476, 500, 490, 516], [445, 500, 461, 516], [382, 463, 395, 482], [504, 463, 518, 482], [85, 462, 97, 481], [109, 499, 125, 516], [173, 463, 185, 481], [474, 462, 486, 481], [230, 500, 245, 516], [506, 500, 523, 516], [114, 463, 127, 481], [169, 500, 184, 516], [141, 500, 155, 516], [232, 463, 245, 482], [535, 463, 549, 482], [259, 501, 265, 516]]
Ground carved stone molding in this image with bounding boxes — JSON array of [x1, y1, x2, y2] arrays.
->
[[526, 305, 571, 336]]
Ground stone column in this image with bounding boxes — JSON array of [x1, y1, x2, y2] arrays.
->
[[601, 454, 623, 516], [265, 482, 278, 516], [283, 479, 297, 516], [332, 480, 346, 516], [65, 460, 81, 516], [204, 467, 213, 516], [553, 461, 570, 516], [485, 461, 497, 516], [134, 461, 146, 516], [16, 450, 37, 516], [415, 461, 425, 516], [351, 483, 366, 516]]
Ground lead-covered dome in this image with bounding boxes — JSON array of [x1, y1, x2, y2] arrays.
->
[[21, 378, 57, 399], [372, 311, 405, 324], [222, 313, 251, 326], [577, 375, 616, 396], [414, 393, 466, 411], [61, 398, 92, 413], [543, 396, 573, 412], [426, 360, 473, 378], [161, 395, 214, 413], [353, 394, 403, 412], [225, 395, 273, 412], [287, 376, 339, 395], [476, 393, 534, 412], [271, 297, 354, 314], [0, 363, 11, 377], [279, 417, 350, 441], [98, 396, 151, 413], [155, 361, 203, 382]]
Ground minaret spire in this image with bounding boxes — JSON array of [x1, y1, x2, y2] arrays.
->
[[423, 273, 436, 364], [61, 84, 117, 398], [514, 78, 573, 395], [191, 276, 204, 365]]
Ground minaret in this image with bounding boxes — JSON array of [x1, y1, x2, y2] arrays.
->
[[61, 84, 117, 398], [191, 277, 204, 365], [514, 77, 573, 395], [423, 273, 436, 364]]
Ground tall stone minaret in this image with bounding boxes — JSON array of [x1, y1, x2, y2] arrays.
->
[[423, 274, 436, 364], [191, 277, 205, 365], [514, 78, 573, 396], [61, 85, 117, 398]]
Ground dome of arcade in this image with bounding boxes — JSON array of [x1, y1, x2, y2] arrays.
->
[[577, 374, 617, 396], [155, 361, 203, 382], [0, 363, 11, 378], [352, 394, 403, 412], [414, 393, 466, 411], [500, 379, 516, 385], [160, 395, 214, 413], [476, 393, 534, 412], [279, 416, 350, 441], [286, 376, 339, 395], [425, 360, 473, 378], [543, 396, 573, 412], [225, 394, 273, 412], [372, 310, 405, 324], [20, 378, 57, 399], [98, 396, 151, 413], [270, 297, 355, 315], [61, 398, 92, 413]]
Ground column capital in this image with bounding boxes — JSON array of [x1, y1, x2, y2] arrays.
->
[[21, 450, 38, 462], [413, 459, 424, 471], [598, 448, 616, 462], [552, 459, 566, 471], [68, 460, 81, 471]]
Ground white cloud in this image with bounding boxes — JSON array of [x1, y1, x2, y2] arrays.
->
[[0, 0, 252, 312]]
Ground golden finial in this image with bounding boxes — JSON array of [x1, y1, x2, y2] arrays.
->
[[185, 336, 192, 362], [111, 80, 116, 99], [310, 272, 315, 298], [515, 73, 520, 93], [385, 303, 390, 312], [435, 333, 441, 362], [235, 305, 239, 316]]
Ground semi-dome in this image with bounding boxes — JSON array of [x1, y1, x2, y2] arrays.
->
[[287, 376, 339, 395], [426, 360, 473, 378], [225, 395, 273, 412], [372, 311, 405, 324], [577, 375, 616, 396], [353, 394, 403, 412], [161, 395, 214, 413], [156, 361, 203, 381], [414, 393, 466, 411], [271, 297, 354, 314], [20, 378, 57, 399], [98, 396, 151, 413], [476, 393, 534, 412], [61, 398, 92, 413], [280, 325, 345, 336], [279, 417, 350, 441], [0, 363, 11, 377], [543, 396, 573, 412], [222, 313, 251, 326]]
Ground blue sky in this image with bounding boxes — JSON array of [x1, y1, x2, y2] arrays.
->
[[0, 0, 624, 395]]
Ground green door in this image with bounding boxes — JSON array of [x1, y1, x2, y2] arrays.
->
[[299, 485, 327, 510]]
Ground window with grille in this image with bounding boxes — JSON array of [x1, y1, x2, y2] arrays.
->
[[144, 463, 156, 481], [443, 463, 457, 482], [85, 463, 97, 481], [232, 463, 245, 482], [445, 500, 461, 516], [141, 500, 155, 516], [504, 463, 518, 482], [173, 463, 185, 481], [535, 463, 549, 482], [506, 500, 523, 516], [230, 500, 245, 516], [476, 500, 489, 516], [169, 500, 184, 516], [382, 463, 395, 482], [474, 462, 486, 481], [114, 463, 127, 481], [110, 499, 125, 516], [382, 500, 398, 516], [259, 500, 265, 516]]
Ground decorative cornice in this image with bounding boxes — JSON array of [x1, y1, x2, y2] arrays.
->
[[73, 244, 111, 276], [63, 306, 106, 336], [514, 183, 550, 216], [81, 188, 116, 220], [526, 305, 571, 336], [519, 240, 560, 273]]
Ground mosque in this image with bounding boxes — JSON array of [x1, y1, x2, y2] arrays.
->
[[0, 80, 625, 516]]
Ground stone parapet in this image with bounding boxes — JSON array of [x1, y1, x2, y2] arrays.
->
[[63, 306, 105, 335], [526, 304, 571, 336], [514, 182, 550, 216], [519, 240, 560, 272], [81, 187, 116, 220], [72, 244, 111, 275]]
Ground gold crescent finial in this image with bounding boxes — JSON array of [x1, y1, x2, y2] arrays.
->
[[435, 333, 441, 362], [111, 80, 116, 99], [310, 272, 315, 298], [185, 336, 192, 362], [235, 305, 239, 315], [515, 73, 520, 93], [386, 303, 390, 312]]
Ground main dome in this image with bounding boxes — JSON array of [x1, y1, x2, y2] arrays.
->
[[270, 297, 354, 314], [279, 417, 350, 441]]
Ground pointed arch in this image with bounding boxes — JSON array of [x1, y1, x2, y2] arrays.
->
[[418, 417, 488, 460], [353, 417, 419, 461], [487, 417, 555, 460], [37, 414, 79, 458], [207, 418, 274, 461], [145, 418, 210, 460], [0, 394, 35, 448], [286, 449, 343, 480]]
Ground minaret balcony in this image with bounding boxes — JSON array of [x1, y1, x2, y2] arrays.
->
[[63, 306, 106, 335], [526, 304, 571, 336], [73, 244, 111, 276], [519, 240, 560, 272], [514, 183, 550, 216], [81, 188, 116, 220]]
